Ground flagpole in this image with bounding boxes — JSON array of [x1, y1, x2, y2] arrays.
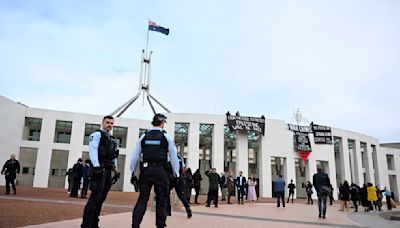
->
[[145, 19, 150, 57]]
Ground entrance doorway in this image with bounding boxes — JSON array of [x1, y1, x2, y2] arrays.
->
[[18, 147, 38, 187]]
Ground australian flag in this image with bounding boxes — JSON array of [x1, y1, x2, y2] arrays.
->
[[149, 21, 169, 35]]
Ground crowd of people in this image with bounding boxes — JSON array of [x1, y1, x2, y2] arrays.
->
[[1, 114, 398, 228], [66, 158, 92, 198]]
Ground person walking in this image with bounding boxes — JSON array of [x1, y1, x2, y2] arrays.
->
[[350, 183, 360, 212], [192, 169, 202, 204], [328, 184, 334, 205], [339, 181, 350, 212], [313, 168, 331, 219], [80, 159, 91, 198], [361, 184, 368, 211], [81, 115, 119, 228], [305, 181, 313, 205], [275, 175, 286, 208], [205, 168, 220, 208], [235, 171, 246, 205], [375, 186, 384, 211], [226, 171, 235, 204], [366, 183, 377, 212], [130, 114, 181, 228], [70, 158, 83, 197], [166, 155, 192, 218], [184, 167, 193, 204], [247, 175, 257, 204], [287, 179, 295, 203], [1, 154, 20, 195], [384, 187, 392, 210], [220, 172, 227, 201], [66, 168, 73, 194]]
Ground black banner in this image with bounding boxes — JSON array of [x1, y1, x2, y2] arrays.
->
[[311, 122, 332, 144], [226, 113, 265, 135], [288, 124, 312, 152]]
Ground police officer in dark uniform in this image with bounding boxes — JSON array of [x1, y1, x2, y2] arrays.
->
[[166, 154, 192, 218], [130, 114, 180, 228], [1, 154, 20, 195], [81, 115, 118, 228]]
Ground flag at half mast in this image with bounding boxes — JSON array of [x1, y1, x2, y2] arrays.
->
[[148, 21, 169, 35]]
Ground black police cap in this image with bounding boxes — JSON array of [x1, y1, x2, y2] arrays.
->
[[151, 113, 167, 126]]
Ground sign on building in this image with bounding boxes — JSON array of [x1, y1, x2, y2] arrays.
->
[[311, 122, 333, 144], [226, 112, 265, 135]]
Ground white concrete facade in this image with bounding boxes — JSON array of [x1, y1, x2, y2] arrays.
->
[[1, 95, 400, 199]]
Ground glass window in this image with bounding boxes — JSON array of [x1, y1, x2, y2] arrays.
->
[[387, 155, 395, 170], [83, 123, 100, 145], [54, 120, 72, 143], [113, 126, 128, 148], [224, 125, 236, 172], [22, 167, 29, 174], [175, 123, 189, 159], [22, 117, 42, 141], [199, 124, 213, 161]]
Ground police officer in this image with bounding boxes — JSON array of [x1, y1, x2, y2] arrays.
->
[[166, 154, 192, 218], [130, 114, 180, 228], [81, 115, 118, 228], [1, 154, 20, 195]]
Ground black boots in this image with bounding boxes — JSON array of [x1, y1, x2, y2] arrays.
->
[[186, 207, 192, 218]]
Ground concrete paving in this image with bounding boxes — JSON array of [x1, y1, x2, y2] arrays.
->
[[23, 203, 372, 228]]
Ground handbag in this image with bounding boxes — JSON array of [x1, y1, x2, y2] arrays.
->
[[320, 185, 332, 195]]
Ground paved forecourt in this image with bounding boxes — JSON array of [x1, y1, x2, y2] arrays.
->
[[23, 203, 365, 228]]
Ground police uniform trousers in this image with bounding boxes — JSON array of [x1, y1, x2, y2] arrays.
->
[[81, 169, 112, 228], [132, 165, 169, 228], [166, 177, 190, 214], [5, 175, 17, 194]]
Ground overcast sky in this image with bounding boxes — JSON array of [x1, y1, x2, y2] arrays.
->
[[0, 1, 399, 143]]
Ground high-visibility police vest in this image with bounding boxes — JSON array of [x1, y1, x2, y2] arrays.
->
[[141, 130, 169, 163]]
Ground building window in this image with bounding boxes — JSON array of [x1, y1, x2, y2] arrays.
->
[[199, 124, 214, 161], [175, 123, 189, 159], [22, 117, 42, 141], [387, 155, 395, 170], [22, 167, 29, 174], [54, 120, 72, 143], [113, 126, 128, 148], [83, 123, 100, 145]]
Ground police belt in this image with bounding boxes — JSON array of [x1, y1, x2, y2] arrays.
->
[[142, 161, 166, 167]]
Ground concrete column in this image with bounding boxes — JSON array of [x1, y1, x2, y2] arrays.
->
[[328, 145, 338, 199], [66, 120, 85, 174], [366, 143, 375, 184], [354, 140, 364, 186], [123, 126, 139, 192], [286, 155, 296, 198], [341, 139, 352, 183], [235, 131, 248, 177], [394, 154, 400, 201], [212, 123, 224, 174], [187, 122, 199, 171], [259, 135, 271, 197], [307, 158, 318, 199], [33, 118, 56, 188]]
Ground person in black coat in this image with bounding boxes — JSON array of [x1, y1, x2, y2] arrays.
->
[[287, 179, 296, 203], [350, 183, 360, 212], [70, 158, 83, 197], [360, 184, 368, 212], [339, 181, 350, 211], [192, 169, 202, 204], [1, 154, 20, 195], [313, 168, 331, 219]]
